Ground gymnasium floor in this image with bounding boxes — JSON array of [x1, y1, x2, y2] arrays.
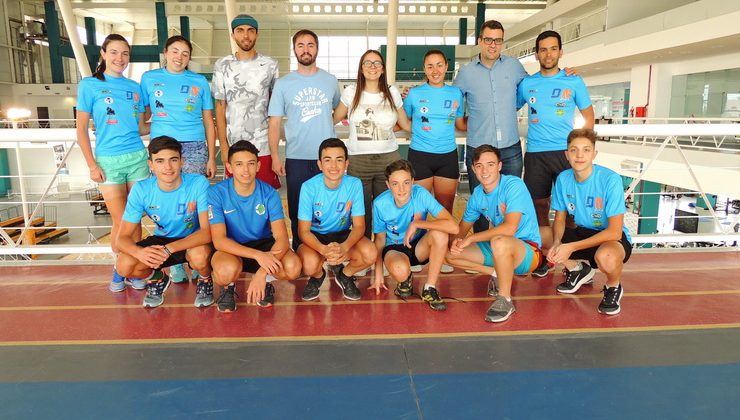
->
[[1, 250, 738, 419]]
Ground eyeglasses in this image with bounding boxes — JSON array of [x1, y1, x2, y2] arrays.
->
[[362, 60, 383, 68], [481, 37, 504, 46]]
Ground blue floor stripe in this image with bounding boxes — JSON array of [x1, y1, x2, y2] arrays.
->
[[1, 364, 737, 419]]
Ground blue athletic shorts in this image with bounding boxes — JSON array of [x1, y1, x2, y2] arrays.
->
[[477, 239, 537, 275]]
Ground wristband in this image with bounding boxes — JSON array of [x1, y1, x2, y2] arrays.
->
[[163, 245, 172, 256]]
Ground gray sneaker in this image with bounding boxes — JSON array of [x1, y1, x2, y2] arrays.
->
[[143, 272, 171, 308], [485, 297, 516, 323], [487, 276, 499, 297], [193, 278, 214, 307]]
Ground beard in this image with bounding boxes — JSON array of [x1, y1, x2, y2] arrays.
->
[[296, 52, 316, 66]]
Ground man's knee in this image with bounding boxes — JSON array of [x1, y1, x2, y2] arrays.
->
[[595, 246, 623, 273], [187, 246, 212, 271]]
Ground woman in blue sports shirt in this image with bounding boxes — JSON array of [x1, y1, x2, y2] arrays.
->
[[76, 34, 149, 291], [140, 35, 216, 283], [401, 49, 465, 214]]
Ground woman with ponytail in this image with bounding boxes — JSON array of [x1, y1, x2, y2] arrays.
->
[[76, 34, 149, 292], [139, 35, 216, 284]]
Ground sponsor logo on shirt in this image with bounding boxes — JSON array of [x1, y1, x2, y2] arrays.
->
[[104, 97, 114, 104], [126, 91, 133, 99], [528, 97, 536, 104], [154, 90, 164, 98], [255, 204, 266, 215], [555, 109, 565, 117], [190, 86, 200, 96], [180, 85, 189, 93], [420, 106, 429, 114], [555, 102, 566, 107], [568, 202, 576, 212], [586, 196, 604, 210]]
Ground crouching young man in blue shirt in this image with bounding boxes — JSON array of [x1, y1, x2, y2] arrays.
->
[[208, 140, 302, 312], [445, 145, 543, 322], [370, 160, 459, 311], [297, 138, 377, 301], [548, 128, 632, 315], [116, 136, 213, 308]]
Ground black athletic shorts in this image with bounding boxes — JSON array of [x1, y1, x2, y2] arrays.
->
[[523, 150, 570, 199], [312, 229, 351, 246], [561, 226, 632, 269], [381, 236, 427, 266], [240, 237, 277, 273], [137, 235, 187, 269], [407, 148, 459, 181]]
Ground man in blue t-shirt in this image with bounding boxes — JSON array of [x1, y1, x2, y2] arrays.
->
[[116, 136, 213, 309], [208, 141, 302, 312], [517, 30, 595, 256], [446, 145, 543, 323], [371, 160, 459, 311], [268, 29, 340, 249], [549, 128, 632, 315], [297, 138, 376, 302]]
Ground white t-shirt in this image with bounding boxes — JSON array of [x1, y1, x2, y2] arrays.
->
[[340, 84, 403, 155]]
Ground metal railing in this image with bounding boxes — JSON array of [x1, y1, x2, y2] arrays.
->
[[0, 119, 738, 260]]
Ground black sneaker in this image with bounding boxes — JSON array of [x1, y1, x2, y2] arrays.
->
[[257, 282, 275, 307], [302, 270, 325, 301], [421, 287, 447, 311], [142, 272, 171, 308], [598, 284, 623, 315], [216, 284, 237, 313], [531, 258, 551, 278], [334, 269, 361, 301], [487, 275, 499, 297], [556, 263, 595, 294], [394, 274, 413, 298]]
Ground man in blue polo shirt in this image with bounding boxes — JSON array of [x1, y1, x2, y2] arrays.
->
[[115, 136, 213, 309], [549, 128, 632, 315], [208, 140, 302, 312], [518, 30, 594, 255], [446, 145, 542, 323], [268, 29, 340, 249], [297, 138, 376, 302]]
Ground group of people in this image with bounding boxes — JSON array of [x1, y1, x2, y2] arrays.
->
[[75, 15, 631, 323]]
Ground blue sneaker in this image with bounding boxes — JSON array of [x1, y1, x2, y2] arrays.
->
[[143, 272, 171, 308], [170, 264, 189, 284], [109, 270, 126, 293], [124, 277, 147, 290]]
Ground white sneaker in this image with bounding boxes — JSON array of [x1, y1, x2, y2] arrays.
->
[[410, 265, 423, 273], [464, 269, 480, 274], [440, 264, 454, 274]]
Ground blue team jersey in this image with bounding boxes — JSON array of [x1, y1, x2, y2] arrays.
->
[[123, 173, 209, 238], [267, 70, 340, 160], [207, 178, 284, 244], [463, 175, 541, 247], [297, 174, 365, 234], [517, 70, 591, 152], [372, 184, 444, 246], [140, 68, 214, 142], [551, 164, 631, 242], [403, 83, 464, 154], [76, 74, 144, 157]]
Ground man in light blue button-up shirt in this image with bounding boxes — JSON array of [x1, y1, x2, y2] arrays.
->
[[454, 20, 527, 233]]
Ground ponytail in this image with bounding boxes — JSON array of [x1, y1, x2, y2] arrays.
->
[[92, 34, 130, 81]]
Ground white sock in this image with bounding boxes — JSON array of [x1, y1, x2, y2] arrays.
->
[[424, 283, 435, 290]]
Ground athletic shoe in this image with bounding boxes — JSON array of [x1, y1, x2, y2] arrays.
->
[[257, 282, 276, 307], [485, 297, 515, 323], [143, 272, 171, 308], [328, 264, 344, 279], [440, 264, 454, 274], [464, 269, 480, 274], [421, 287, 447, 311], [109, 269, 126, 292], [193, 278, 214, 308], [124, 277, 146, 290], [169, 264, 189, 284], [394, 274, 413, 298], [216, 284, 237, 313], [302, 270, 326, 301], [598, 284, 623, 315], [410, 265, 423, 273], [334, 269, 361, 301], [487, 276, 499, 298], [531, 258, 552, 278], [556, 263, 595, 294]]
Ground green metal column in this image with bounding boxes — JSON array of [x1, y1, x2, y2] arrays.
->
[[156, 1, 168, 51], [84, 17, 98, 73], [44, 1, 65, 83], [637, 180, 661, 247], [0, 150, 9, 196], [474, 1, 486, 40], [180, 16, 190, 40], [458, 18, 467, 45]]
